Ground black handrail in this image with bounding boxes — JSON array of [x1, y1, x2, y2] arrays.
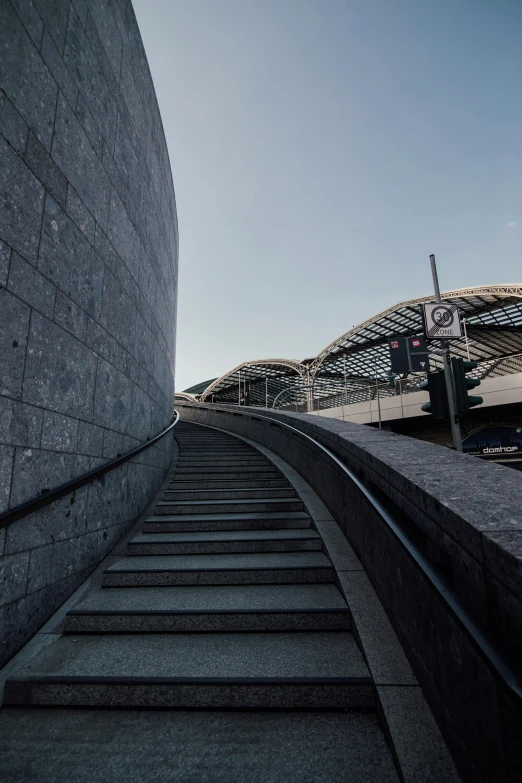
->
[[184, 402, 522, 703], [0, 410, 180, 531]]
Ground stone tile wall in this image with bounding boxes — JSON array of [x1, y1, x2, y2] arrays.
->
[[179, 404, 522, 783], [0, 0, 178, 666]]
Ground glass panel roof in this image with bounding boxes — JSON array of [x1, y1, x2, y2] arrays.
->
[[194, 285, 522, 409]]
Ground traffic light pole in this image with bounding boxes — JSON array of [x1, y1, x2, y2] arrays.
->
[[429, 255, 463, 452]]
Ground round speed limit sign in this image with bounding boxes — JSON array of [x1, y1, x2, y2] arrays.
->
[[423, 303, 462, 339]]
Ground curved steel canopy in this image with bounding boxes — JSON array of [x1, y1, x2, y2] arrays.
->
[[200, 358, 308, 406], [174, 392, 198, 402], [191, 285, 522, 409], [311, 284, 522, 376]]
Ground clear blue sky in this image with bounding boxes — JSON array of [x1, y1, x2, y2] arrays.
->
[[133, 0, 522, 391]]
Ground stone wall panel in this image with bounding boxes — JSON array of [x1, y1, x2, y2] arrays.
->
[[0, 444, 14, 514], [0, 135, 45, 264], [94, 358, 132, 432], [52, 96, 111, 229], [0, 289, 31, 399], [0, 397, 43, 449], [33, 0, 70, 54], [66, 186, 95, 243], [0, 240, 12, 285], [0, 3, 57, 150], [23, 312, 97, 418], [54, 290, 88, 341], [41, 27, 79, 109], [41, 410, 80, 452], [0, 91, 29, 157], [39, 195, 104, 319], [8, 0, 45, 49]]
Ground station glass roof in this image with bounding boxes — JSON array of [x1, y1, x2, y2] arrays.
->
[[184, 285, 522, 410]]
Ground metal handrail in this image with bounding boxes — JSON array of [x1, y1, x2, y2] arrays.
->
[[0, 410, 180, 531], [189, 402, 522, 702]]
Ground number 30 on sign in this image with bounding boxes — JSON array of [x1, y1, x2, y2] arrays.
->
[[422, 303, 462, 340]]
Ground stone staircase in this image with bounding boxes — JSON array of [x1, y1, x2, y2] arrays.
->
[[2, 422, 404, 780]]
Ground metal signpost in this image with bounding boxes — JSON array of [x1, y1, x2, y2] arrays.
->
[[374, 361, 382, 429], [425, 254, 463, 452]]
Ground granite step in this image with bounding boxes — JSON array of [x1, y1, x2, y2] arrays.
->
[[175, 462, 271, 470], [177, 455, 262, 461], [154, 498, 304, 515], [177, 445, 263, 451], [176, 439, 243, 445], [174, 465, 279, 474], [177, 447, 258, 453], [162, 488, 296, 501], [4, 632, 372, 709], [175, 432, 237, 436], [176, 455, 272, 468], [0, 711, 401, 782], [102, 552, 335, 586], [177, 444, 249, 449], [169, 473, 283, 483], [127, 529, 322, 555], [167, 478, 291, 490], [63, 584, 351, 633], [176, 447, 252, 453], [143, 511, 312, 532]]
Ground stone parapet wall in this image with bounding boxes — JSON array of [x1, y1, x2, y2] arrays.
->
[[178, 403, 522, 783], [0, 0, 177, 666]]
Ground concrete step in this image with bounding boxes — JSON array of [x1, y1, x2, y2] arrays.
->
[[167, 479, 291, 490], [143, 510, 312, 532], [163, 488, 296, 501], [102, 552, 335, 586], [4, 632, 373, 709], [154, 498, 304, 515], [127, 529, 322, 555], [63, 584, 351, 633]]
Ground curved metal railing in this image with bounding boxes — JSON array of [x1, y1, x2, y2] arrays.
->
[[0, 410, 180, 531], [187, 402, 522, 703]]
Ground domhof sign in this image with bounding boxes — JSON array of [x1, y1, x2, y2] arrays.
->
[[462, 426, 522, 458]]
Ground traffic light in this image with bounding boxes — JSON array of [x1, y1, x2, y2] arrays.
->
[[451, 358, 483, 414], [420, 370, 449, 419]]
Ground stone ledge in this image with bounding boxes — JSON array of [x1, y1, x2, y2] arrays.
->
[[178, 403, 522, 783]]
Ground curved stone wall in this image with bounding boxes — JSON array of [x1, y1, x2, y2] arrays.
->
[[0, 0, 178, 664]]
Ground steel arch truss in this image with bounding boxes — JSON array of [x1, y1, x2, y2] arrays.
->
[[199, 359, 308, 407], [309, 284, 522, 409], [185, 284, 522, 412], [174, 392, 198, 403]]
